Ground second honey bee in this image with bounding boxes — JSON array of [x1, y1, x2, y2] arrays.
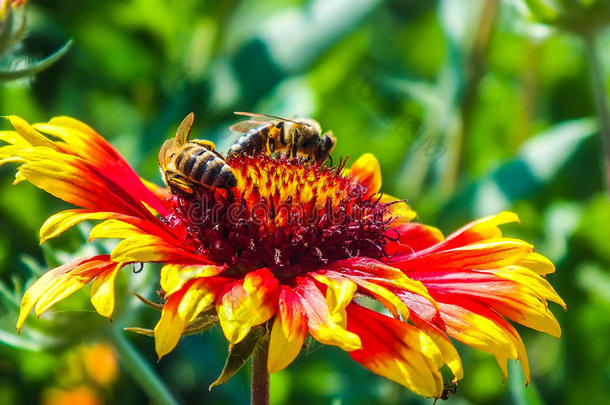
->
[[159, 113, 236, 193], [227, 112, 336, 163]]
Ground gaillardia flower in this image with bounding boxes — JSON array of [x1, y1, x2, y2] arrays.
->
[[1, 115, 565, 399]]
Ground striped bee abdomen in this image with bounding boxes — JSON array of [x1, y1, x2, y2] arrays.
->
[[176, 145, 236, 189], [227, 123, 276, 159]]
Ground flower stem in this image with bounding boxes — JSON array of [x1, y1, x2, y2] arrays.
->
[[250, 339, 270, 405], [109, 327, 180, 405], [585, 31, 610, 194]]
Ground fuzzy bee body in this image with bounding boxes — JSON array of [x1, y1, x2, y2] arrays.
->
[[227, 112, 336, 163], [159, 113, 236, 193], [227, 122, 279, 158]]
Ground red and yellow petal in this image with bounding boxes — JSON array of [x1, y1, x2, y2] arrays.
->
[[382, 212, 565, 382], [154, 291, 187, 359], [160, 263, 225, 295], [39, 209, 132, 244], [176, 278, 224, 323], [268, 286, 307, 373], [438, 211, 519, 250], [380, 194, 417, 223], [155, 277, 225, 359], [294, 276, 361, 352], [391, 238, 535, 272], [385, 222, 444, 256], [349, 153, 382, 197], [90, 263, 123, 318], [328, 258, 436, 308], [347, 154, 417, 222], [516, 252, 556, 276], [491, 265, 565, 308], [435, 298, 531, 383], [317, 270, 411, 321], [216, 268, 279, 345], [33, 116, 169, 215], [347, 304, 452, 398], [408, 316, 463, 381], [408, 269, 562, 337], [4, 116, 57, 148], [89, 219, 207, 264], [17, 255, 121, 332], [312, 274, 357, 326], [2, 116, 169, 220]]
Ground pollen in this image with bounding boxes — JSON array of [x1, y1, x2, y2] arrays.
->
[[166, 155, 394, 279]]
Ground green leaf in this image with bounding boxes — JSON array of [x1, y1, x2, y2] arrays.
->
[[0, 4, 15, 56], [508, 361, 545, 405], [0, 329, 48, 351], [0, 39, 72, 81], [182, 313, 217, 336], [575, 194, 610, 263], [576, 262, 610, 308], [0, 280, 19, 309], [523, 0, 562, 23], [441, 117, 598, 221], [258, 0, 385, 73], [209, 326, 266, 390]]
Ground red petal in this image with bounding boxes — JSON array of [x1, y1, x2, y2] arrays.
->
[[385, 223, 444, 256]]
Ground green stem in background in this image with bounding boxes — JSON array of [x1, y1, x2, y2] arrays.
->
[[584, 31, 610, 194], [250, 339, 270, 405], [440, 0, 498, 197], [108, 327, 180, 405]]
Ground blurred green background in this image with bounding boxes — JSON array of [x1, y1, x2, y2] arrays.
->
[[1, 0, 609, 404]]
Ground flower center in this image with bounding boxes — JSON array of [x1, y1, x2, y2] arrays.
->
[[166, 155, 393, 279]]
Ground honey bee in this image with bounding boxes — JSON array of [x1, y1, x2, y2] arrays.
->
[[158, 113, 237, 193], [227, 112, 336, 163]]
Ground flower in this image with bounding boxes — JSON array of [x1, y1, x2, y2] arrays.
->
[[82, 343, 119, 387], [43, 386, 101, 405], [1, 0, 24, 17], [1, 115, 565, 399]]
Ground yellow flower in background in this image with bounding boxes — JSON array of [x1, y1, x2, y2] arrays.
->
[[82, 343, 118, 387], [43, 386, 101, 405], [1, 115, 565, 399]]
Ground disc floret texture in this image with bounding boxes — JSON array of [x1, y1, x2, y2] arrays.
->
[[1, 115, 566, 399], [170, 155, 392, 279]]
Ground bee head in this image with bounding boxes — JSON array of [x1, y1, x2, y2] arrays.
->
[[314, 131, 336, 162]]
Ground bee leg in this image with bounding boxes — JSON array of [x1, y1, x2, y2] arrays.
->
[[190, 140, 216, 151], [165, 170, 194, 194], [265, 136, 276, 155], [290, 130, 298, 159]]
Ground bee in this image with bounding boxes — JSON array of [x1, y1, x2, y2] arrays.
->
[[227, 112, 336, 163], [158, 113, 237, 193], [433, 381, 458, 404]]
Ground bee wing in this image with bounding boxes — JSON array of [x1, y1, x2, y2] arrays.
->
[[234, 111, 284, 120], [176, 112, 195, 145], [229, 120, 269, 133], [234, 111, 304, 124]]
